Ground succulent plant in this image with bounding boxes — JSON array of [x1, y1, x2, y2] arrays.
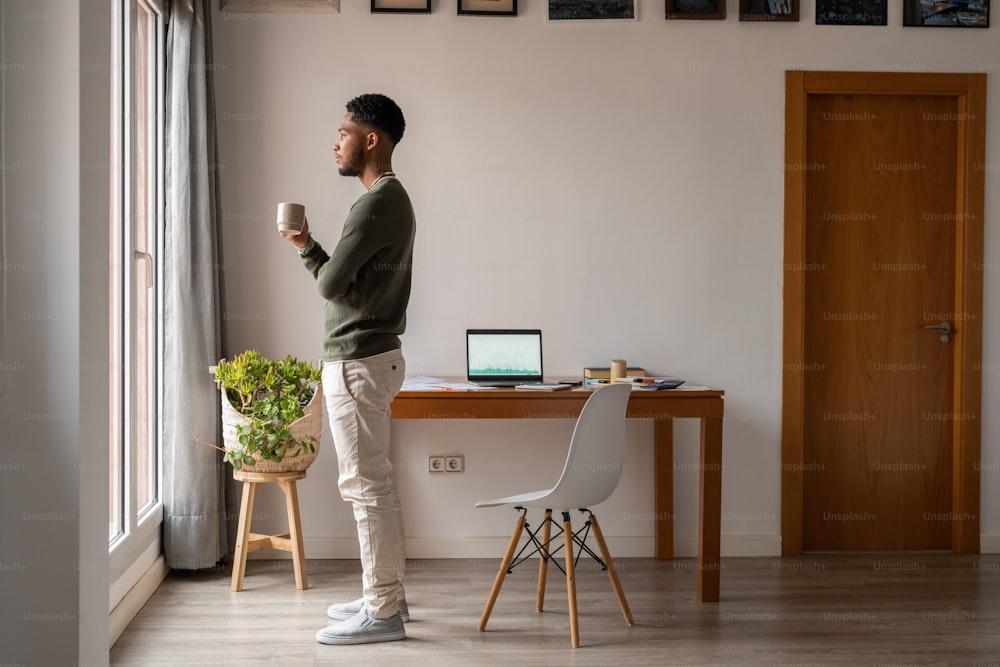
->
[[214, 350, 322, 470]]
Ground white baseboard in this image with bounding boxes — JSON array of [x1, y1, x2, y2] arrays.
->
[[109, 555, 170, 648], [247, 534, 783, 560], [980, 533, 1000, 553], [241, 533, 997, 560], [402, 536, 657, 559], [688, 534, 783, 558], [249, 533, 1000, 559]]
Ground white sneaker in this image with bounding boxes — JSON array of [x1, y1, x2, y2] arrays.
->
[[316, 609, 405, 645], [327, 597, 410, 623]]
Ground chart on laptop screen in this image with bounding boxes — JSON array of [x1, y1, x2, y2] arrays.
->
[[468, 332, 542, 376]]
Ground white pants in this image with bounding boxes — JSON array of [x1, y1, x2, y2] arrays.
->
[[322, 349, 406, 620]]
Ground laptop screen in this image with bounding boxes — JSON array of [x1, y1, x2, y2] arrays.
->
[[466, 329, 543, 382]]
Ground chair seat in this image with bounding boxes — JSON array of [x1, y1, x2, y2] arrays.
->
[[474, 488, 554, 509]]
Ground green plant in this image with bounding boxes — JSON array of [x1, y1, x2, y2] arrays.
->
[[214, 350, 322, 471]]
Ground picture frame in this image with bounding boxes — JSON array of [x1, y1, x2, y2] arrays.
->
[[903, 0, 989, 28], [371, 0, 431, 13], [815, 0, 888, 26], [220, 0, 340, 12], [548, 0, 636, 21], [665, 0, 726, 20], [739, 0, 799, 21], [460, 0, 517, 16]]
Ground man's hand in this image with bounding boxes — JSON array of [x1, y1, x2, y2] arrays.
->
[[279, 216, 311, 248]]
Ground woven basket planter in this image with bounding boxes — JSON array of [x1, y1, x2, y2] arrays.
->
[[220, 385, 323, 473]]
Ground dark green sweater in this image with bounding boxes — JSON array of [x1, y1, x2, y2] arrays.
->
[[301, 177, 415, 362]]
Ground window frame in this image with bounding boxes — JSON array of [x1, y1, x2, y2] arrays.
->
[[109, 0, 167, 608]]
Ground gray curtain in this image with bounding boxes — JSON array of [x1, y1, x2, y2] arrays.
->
[[162, 0, 227, 569]]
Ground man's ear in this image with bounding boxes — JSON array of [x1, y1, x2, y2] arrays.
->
[[366, 131, 379, 151]]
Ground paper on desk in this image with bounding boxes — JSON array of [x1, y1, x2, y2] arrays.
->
[[401, 376, 498, 391], [432, 381, 498, 391], [401, 376, 446, 390]]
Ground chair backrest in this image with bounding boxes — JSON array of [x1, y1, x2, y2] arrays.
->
[[540, 383, 632, 511]]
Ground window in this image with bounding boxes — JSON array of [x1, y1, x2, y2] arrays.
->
[[110, 0, 166, 607]]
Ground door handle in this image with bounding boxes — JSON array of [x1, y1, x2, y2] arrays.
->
[[924, 322, 951, 343], [133, 250, 154, 289]]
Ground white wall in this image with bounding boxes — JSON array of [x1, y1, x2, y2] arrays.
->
[[211, 1, 999, 558], [0, 0, 111, 664]]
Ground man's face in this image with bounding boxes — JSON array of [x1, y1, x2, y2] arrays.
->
[[333, 112, 367, 177]]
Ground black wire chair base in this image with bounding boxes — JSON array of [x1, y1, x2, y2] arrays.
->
[[505, 506, 608, 578], [478, 503, 634, 646]]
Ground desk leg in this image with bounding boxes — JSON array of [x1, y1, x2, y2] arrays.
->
[[653, 416, 674, 560], [697, 416, 723, 602]]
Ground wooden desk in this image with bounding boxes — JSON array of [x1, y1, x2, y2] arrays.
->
[[390, 382, 725, 602]]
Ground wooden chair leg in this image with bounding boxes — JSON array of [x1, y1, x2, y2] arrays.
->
[[479, 514, 526, 631], [536, 509, 552, 612], [279, 479, 308, 591], [563, 512, 579, 648], [589, 513, 633, 625], [231, 480, 257, 592]]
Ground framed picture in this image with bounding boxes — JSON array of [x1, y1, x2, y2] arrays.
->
[[740, 0, 800, 21], [666, 0, 726, 20], [371, 0, 430, 13], [220, 0, 339, 11], [460, 0, 517, 16], [816, 0, 888, 25], [548, 0, 636, 20], [903, 0, 989, 27]]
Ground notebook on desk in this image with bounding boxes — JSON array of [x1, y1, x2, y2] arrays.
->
[[466, 329, 549, 387]]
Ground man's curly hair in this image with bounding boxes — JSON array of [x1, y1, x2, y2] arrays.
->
[[346, 93, 406, 145]]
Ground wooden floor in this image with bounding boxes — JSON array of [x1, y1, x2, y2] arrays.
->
[[111, 553, 1000, 666]]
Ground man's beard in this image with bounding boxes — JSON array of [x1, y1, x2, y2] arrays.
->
[[337, 146, 365, 177]]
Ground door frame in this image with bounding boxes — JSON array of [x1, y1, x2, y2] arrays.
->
[[781, 71, 986, 555]]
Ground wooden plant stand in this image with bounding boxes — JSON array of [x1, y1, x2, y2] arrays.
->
[[230, 469, 308, 592]]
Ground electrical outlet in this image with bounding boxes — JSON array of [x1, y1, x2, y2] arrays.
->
[[428, 456, 446, 473], [445, 455, 464, 473]]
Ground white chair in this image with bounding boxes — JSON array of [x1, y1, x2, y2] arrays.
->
[[474, 383, 634, 648]]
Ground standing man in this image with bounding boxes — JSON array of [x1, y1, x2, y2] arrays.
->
[[280, 93, 415, 645]]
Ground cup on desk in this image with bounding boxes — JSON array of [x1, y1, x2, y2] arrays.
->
[[610, 359, 627, 382], [276, 202, 306, 235]]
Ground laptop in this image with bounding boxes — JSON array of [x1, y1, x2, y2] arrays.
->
[[466, 329, 546, 387]]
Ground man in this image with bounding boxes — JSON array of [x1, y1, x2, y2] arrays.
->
[[280, 93, 415, 645]]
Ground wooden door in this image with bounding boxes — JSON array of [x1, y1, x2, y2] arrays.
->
[[782, 72, 985, 554], [803, 92, 956, 550]]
